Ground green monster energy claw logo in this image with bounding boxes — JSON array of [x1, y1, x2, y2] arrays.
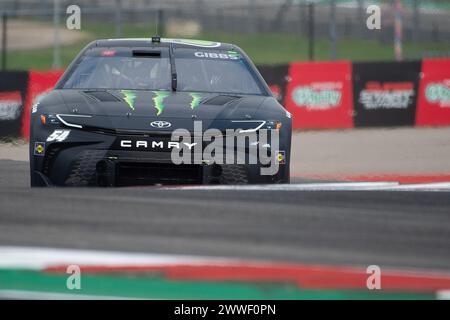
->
[[152, 91, 170, 116], [121, 90, 137, 111], [189, 93, 202, 110]]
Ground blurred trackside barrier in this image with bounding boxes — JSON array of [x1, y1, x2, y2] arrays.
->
[[0, 70, 63, 139], [416, 59, 450, 126], [284, 61, 354, 129], [0, 71, 28, 138], [259, 57, 450, 129], [0, 58, 449, 139], [21, 70, 64, 139]]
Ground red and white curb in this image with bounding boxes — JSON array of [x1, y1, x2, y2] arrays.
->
[[1, 246, 450, 298], [297, 174, 450, 185]]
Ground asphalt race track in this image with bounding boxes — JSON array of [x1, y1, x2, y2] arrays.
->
[[1, 159, 450, 272]]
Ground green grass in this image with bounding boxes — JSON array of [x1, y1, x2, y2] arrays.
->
[[5, 22, 450, 70]]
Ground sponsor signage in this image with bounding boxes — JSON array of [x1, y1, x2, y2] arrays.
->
[[22, 70, 64, 139], [1, 59, 450, 140], [285, 61, 353, 129], [353, 61, 421, 127], [258, 65, 290, 104], [0, 91, 22, 121], [291, 82, 342, 110], [416, 58, 450, 126], [0, 71, 29, 138]]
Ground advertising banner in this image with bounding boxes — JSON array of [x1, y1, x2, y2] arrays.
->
[[22, 70, 64, 139], [0, 71, 29, 138], [258, 64, 289, 104], [353, 61, 421, 127], [0, 60, 447, 140], [416, 58, 450, 126], [285, 61, 353, 129]]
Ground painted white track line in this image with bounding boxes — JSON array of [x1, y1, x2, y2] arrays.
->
[[384, 182, 450, 191], [162, 182, 450, 192], [437, 290, 450, 300], [0, 246, 235, 270]]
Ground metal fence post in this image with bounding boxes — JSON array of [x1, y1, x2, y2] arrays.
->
[[329, 0, 337, 61], [308, 2, 315, 61], [358, 0, 365, 38], [432, 23, 439, 42], [115, 0, 122, 38], [248, 0, 256, 34], [412, 0, 420, 42], [298, 3, 305, 36], [216, 7, 223, 32], [196, 0, 204, 32], [1, 13, 7, 70], [157, 9, 165, 37], [53, 0, 61, 69], [394, 0, 403, 61]]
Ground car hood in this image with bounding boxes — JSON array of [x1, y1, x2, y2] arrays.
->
[[55, 89, 268, 117], [46, 89, 269, 132]]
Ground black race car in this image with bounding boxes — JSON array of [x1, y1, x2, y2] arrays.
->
[[29, 37, 291, 187]]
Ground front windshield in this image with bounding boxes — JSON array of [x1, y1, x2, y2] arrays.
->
[[63, 53, 172, 90], [62, 47, 265, 95], [174, 49, 263, 95]]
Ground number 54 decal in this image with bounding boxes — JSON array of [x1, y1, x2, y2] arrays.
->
[[47, 130, 70, 142]]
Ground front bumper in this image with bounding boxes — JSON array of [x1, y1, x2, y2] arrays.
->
[[31, 130, 289, 187]]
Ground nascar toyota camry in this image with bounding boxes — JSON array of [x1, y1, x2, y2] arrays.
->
[[29, 37, 292, 187]]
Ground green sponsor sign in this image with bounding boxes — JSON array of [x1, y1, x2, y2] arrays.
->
[[425, 83, 450, 105], [292, 86, 342, 109]]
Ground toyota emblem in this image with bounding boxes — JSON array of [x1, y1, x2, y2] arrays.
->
[[150, 120, 172, 129]]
